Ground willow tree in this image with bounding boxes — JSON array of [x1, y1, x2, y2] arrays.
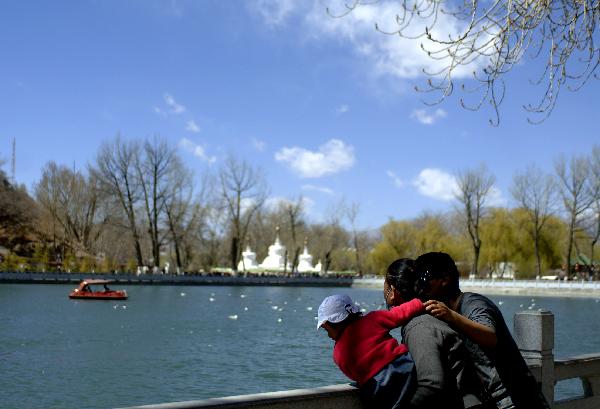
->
[[330, 0, 600, 124]]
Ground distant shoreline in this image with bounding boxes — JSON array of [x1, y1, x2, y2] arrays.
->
[[0, 271, 353, 287], [352, 278, 600, 298], [3, 272, 600, 297]]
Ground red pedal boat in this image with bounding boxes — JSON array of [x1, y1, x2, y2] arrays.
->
[[69, 279, 128, 300]]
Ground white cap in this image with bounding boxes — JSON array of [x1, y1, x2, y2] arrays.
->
[[317, 294, 360, 329]]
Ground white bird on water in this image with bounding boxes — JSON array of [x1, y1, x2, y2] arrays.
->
[[306, 307, 313, 311], [277, 318, 283, 323], [228, 315, 238, 320], [209, 297, 215, 302]]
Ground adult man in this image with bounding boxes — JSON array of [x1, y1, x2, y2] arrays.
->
[[384, 258, 482, 409], [415, 251, 550, 409]]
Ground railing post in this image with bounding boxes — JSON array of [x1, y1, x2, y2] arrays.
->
[[513, 310, 555, 406]]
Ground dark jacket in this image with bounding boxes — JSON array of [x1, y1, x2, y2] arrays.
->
[[402, 314, 482, 409]]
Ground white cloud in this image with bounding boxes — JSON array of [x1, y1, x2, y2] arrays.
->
[[336, 104, 350, 114], [164, 93, 186, 114], [386, 170, 404, 188], [186, 120, 200, 133], [251, 0, 296, 26], [486, 186, 507, 207], [250, 1, 482, 83], [413, 168, 458, 201], [301, 184, 334, 195], [275, 139, 355, 178], [178, 138, 216, 164], [305, 2, 478, 80], [154, 93, 187, 117], [413, 168, 507, 206], [410, 108, 447, 125], [252, 138, 266, 152]]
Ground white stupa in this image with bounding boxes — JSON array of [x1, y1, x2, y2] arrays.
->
[[238, 243, 259, 272], [297, 239, 316, 273], [260, 227, 288, 272]]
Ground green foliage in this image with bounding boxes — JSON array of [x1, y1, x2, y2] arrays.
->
[[329, 248, 355, 271], [367, 215, 470, 275], [101, 256, 117, 273], [0, 253, 27, 272], [126, 258, 137, 274], [79, 256, 97, 273], [63, 251, 79, 272], [367, 209, 574, 278], [30, 243, 50, 272]]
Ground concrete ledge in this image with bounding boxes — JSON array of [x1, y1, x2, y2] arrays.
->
[[118, 384, 362, 409]]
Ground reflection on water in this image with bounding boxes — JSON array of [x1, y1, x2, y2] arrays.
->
[[0, 284, 599, 408]]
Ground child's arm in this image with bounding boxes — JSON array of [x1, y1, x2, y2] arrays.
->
[[378, 298, 424, 328], [424, 299, 497, 349]]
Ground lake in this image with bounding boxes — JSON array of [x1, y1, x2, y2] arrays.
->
[[1, 284, 599, 409]]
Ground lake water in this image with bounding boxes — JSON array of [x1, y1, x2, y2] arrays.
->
[[1, 284, 600, 409]]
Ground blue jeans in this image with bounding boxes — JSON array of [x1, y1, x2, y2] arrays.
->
[[360, 353, 417, 409]]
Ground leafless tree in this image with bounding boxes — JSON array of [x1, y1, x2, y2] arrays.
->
[[455, 165, 496, 276], [95, 136, 145, 267], [329, 0, 600, 124], [219, 156, 267, 272], [315, 200, 352, 273], [511, 165, 557, 277], [34, 162, 107, 255], [281, 197, 305, 273], [164, 171, 214, 272], [135, 137, 181, 268], [587, 146, 600, 274], [555, 154, 595, 276], [344, 201, 364, 276], [163, 159, 194, 272]]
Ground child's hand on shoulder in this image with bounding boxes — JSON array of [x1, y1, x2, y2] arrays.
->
[[424, 300, 456, 324]]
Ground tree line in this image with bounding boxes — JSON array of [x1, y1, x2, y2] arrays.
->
[[0, 138, 599, 279]]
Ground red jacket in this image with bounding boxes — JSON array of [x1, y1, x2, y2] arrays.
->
[[332, 298, 424, 386]]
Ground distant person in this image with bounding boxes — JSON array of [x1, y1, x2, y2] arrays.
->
[[385, 258, 483, 409], [416, 251, 550, 409], [103, 284, 111, 292], [317, 293, 423, 408]]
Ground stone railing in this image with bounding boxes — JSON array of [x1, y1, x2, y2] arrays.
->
[[353, 278, 600, 297], [119, 310, 600, 409]]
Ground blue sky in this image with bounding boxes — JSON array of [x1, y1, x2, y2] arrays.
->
[[0, 0, 598, 229]]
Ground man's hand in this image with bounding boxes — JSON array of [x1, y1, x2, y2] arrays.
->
[[424, 299, 498, 349], [424, 300, 457, 324]]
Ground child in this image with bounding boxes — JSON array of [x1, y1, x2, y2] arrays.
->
[[317, 293, 424, 409], [415, 252, 550, 409]]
